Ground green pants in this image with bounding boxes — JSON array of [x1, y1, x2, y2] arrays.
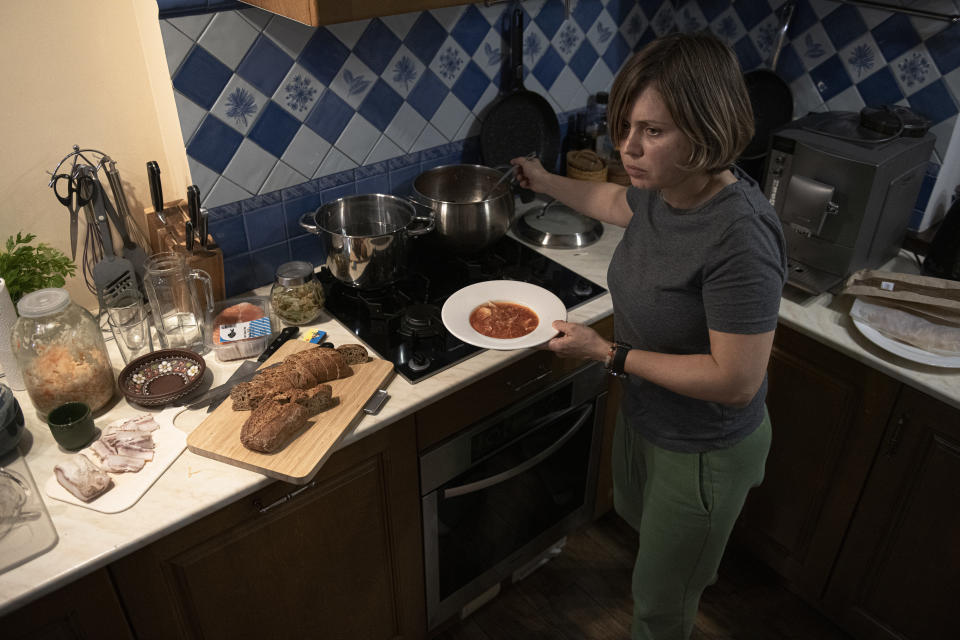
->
[[612, 410, 772, 640]]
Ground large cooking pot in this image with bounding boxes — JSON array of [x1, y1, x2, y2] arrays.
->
[[300, 193, 434, 289], [411, 164, 515, 253]]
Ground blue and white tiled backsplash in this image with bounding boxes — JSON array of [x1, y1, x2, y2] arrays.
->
[[158, 0, 960, 297]]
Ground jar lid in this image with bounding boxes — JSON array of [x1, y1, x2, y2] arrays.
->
[[16, 288, 71, 318], [275, 261, 316, 287]]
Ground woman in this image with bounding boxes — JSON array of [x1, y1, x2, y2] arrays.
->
[[512, 32, 787, 640]]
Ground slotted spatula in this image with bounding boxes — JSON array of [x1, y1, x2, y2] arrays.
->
[[90, 175, 138, 309]]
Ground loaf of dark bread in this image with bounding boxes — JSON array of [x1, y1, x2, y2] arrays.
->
[[272, 383, 335, 414], [240, 400, 311, 453], [335, 344, 368, 365], [230, 348, 350, 411]]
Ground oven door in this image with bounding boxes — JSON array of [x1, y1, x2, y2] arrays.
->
[[421, 363, 606, 628]]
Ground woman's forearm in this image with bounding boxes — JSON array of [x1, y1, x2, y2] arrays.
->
[[538, 173, 633, 227]]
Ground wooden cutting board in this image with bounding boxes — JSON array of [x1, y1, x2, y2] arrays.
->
[[187, 341, 394, 484]]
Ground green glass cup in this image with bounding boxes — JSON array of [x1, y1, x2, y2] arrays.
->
[[47, 401, 96, 450]]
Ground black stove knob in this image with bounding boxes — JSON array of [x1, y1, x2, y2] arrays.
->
[[408, 352, 431, 372]]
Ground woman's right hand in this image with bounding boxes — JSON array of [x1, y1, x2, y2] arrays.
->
[[510, 155, 551, 193]]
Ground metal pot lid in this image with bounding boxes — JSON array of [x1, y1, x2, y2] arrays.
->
[[515, 200, 603, 249]]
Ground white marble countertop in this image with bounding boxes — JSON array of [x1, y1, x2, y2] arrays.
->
[[2, 217, 958, 616]]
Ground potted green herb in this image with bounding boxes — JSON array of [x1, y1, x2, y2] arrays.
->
[[0, 232, 77, 306]]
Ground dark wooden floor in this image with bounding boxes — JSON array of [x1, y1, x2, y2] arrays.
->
[[433, 512, 852, 640]]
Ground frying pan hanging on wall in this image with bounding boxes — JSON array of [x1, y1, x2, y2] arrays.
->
[[480, 8, 561, 172], [741, 1, 795, 163]]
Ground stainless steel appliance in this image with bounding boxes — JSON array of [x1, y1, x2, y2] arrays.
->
[[762, 107, 935, 294], [420, 361, 607, 629]]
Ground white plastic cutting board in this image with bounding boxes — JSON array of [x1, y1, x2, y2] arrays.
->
[[44, 407, 187, 513]]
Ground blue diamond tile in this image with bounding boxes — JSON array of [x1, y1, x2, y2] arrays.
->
[[243, 203, 286, 251], [698, 0, 729, 22], [872, 13, 920, 63], [451, 5, 489, 56], [304, 89, 354, 143], [776, 44, 805, 83], [821, 4, 867, 51], [405, 12, 447, 66], [355, 19, 402, 76], [299, 28, 350, 85], [602, 31, 632, 75], [638, 0, 661, 17], [451, 60, 489, 110], [209, 214, 248, 256], [788, 1, 819, 39], [569, 39, 599, 82], [187, 115, 243, 173], [605, 0, 634, 23], [358, 79, 404, 130], [926, 22, 960, 75], [389, 163, 420, 196], [809, 54, 852, 101], [237, 35, 293, 97], [733, 0, 768, 31], [289, 233, 325, 267], [533, 46, 565, 91], [357, 172, 390, 195], [733, 35, 763, 72], [173, 46, 232, 110], [857, 66, 903, 106], [248, 101, 300, 158], [407, 69, 447, 120], [321, 183, 356, 205], [572, 0, 603, 33], [908, 79, 959, 124], [535, 2, 566, 40]]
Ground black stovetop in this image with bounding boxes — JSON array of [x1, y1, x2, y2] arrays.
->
[[319, 236, 606, 383]]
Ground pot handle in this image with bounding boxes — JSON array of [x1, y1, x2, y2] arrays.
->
[[299, 210, 320, 234], [406, 210, 436, 237]]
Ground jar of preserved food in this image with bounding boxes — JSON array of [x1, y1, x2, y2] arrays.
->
[[10, 289, 115, 416], [270, 261, 324, 326]]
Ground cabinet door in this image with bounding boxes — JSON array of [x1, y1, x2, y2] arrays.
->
[[110, 417, 424, 640], [3, 568, 133, 639], [734, 324, 899, 599], [825, 386, 960, 640]]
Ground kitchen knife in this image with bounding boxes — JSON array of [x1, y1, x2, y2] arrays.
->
[[184, 326, 300, 412], [147, 161, 164, 223], [198, 208, 209, 248], [185, 220, 195, 254], [186, 185, 200, 232]]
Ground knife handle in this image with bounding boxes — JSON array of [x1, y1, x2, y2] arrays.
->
[[147, 161, 162, 212], [258, 326, 300, 362], [187, 184, 200, 228]]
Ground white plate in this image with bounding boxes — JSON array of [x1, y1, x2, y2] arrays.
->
[[850, 299, 960, 368], [441, 281, 566, 350]]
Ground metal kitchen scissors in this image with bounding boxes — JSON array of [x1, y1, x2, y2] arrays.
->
[[52, 168, 94, 259]]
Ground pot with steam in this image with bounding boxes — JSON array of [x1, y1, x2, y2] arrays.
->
[[300, 194, 434, 289], [411, 164, 516, 253]]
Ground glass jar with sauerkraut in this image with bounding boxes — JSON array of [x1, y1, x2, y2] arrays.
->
[[10, 289, 115, 416], [270, 261, 324, 326]]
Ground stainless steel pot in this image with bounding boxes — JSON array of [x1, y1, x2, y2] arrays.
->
[[411, 164, 516, 253], [300, 194, 434, 289]]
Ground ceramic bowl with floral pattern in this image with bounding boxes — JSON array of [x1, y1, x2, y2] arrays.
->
[[118, 349, 206, 407]]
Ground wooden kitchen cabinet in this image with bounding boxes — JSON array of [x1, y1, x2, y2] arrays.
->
[[824, 385, 960, 640], [4, 568, 133, 639], [242, 0, 472, 27], [109, 415, 425, 640], [734, 324, 900, 601]]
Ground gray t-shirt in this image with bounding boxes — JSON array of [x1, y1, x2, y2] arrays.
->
[[607, 171, 786, 452]]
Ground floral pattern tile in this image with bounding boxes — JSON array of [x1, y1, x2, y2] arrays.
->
[[274, 63, 323, 120], [796, 23, 837, 71], [891, 45, 941, 96], [430, 36, 470, 88], [709, 7, 745, 46], [385, 46, 424, 97], [213, 75, 267, 134], [839, 33, 884, 82], [551, 19, 585, 63], [329, 53, 376, 108]]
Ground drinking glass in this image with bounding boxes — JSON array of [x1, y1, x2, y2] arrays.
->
[[106, 292, 153, 364]]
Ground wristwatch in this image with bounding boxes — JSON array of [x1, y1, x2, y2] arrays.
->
[[604, 341, 631, 378]]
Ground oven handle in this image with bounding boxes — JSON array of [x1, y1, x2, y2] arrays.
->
[[441, 403, 593, 499]]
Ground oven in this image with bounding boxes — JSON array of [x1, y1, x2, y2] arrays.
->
[[420, 361, 608, 629]]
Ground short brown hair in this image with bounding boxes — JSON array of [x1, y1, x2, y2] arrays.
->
[[608, 32, 755, 173]]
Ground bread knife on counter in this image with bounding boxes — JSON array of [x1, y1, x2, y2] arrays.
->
[[184, 326, 300, 412]]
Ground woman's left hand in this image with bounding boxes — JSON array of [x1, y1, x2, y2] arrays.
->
[[544, 321, 610, 362]]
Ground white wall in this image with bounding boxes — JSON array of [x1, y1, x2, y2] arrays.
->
[[0, 0, 190, 311]]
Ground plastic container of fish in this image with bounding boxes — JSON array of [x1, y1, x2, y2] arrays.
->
[[205, 296, 280, 362]]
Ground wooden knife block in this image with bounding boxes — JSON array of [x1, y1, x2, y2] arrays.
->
[[145, 200, 226, 302]]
